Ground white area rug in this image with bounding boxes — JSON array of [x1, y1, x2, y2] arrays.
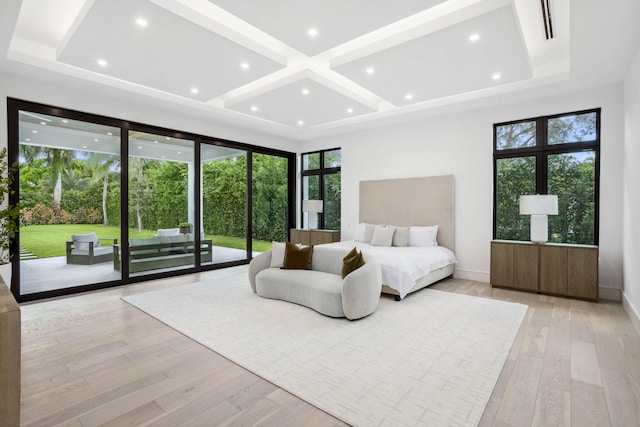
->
[[123, 274, 527, 426]]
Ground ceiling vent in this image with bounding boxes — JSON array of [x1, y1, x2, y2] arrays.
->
[[541, 0, 554, 39]]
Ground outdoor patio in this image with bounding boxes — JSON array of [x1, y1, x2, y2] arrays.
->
[[19, 245, 256, 295]]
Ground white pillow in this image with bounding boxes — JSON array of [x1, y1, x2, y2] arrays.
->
[[370, 225, 395, 247], [355, 223, 376, 243], [354, 223, 366, 242], [157, 228, 180, 236], [270, 241, 286, 268], [408, 225, 439, 247], [392, 226, 410, 247]]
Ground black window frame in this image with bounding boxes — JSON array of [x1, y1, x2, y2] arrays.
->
[[492, 108, 601, 245], [8, 97, 296, 302], [300, 147, 341, 230]]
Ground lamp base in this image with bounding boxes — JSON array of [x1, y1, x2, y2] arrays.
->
[[530, 214, 548, 243]]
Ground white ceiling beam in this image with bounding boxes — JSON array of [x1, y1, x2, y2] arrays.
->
[[306, 65, 394, 112], [149, 0, 303, 66], [218, 65, 309, 107], [323, 0, 511, 68]]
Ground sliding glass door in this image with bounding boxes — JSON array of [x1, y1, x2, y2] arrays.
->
[[201, 144, 248, 264], [8, 98, 295, 302], [252, 152, 289, 251], [127, 131, 195, 277], [17, 111, 122, 296]]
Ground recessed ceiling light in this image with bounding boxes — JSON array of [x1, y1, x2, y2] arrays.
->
[[107, 132, 112, 136], [405, 93, 414, 100], [25, 138, 30, 142], [190, 87, 199, 94], [307, 28, 319, 37], [301, 88, 310, 95], [162, 155, 166, 159], [492, 72, 502, 81], [62, 119, 68, 123], [178, 151, 182, 155], [97, 59, 107, 67], [469, 33, 480, 42], [82, 145, 87, 149], [298, 120, 304, 126], [138, 146, 142, 149], [154, 140, 158, 144], [366, 67, 375, 75], [135, 17, 148, 27], [32, 130, 38, 134], [166, 137, 171, 140], [40, 121, 46, 125], [250, 106, 259, 112], [94, 138, 99, 142], [347, 108, 354, 114], [240, 62, 250, 70]]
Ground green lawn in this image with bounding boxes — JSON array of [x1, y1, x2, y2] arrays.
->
[[20, 224, 271, 258]]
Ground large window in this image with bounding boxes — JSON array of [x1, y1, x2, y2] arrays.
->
[[8, 99, 295, 302], [493, 109, 600, 245], [301, 148, 341, 230]]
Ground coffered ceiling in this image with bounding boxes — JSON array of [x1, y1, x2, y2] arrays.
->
[[3, 0, 639, 141]]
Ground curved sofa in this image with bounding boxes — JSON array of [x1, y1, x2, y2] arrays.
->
[[248, 245, 382, 320]]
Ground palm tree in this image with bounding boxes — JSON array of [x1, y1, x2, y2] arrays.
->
[[20, 145, 75, 210], [88, 153, 120, 226], [129, 157, 152, 233]]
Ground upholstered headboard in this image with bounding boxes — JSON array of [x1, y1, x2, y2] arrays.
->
[[359, 175, 455, 251]]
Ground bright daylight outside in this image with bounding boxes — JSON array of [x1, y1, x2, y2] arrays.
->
[[17, 111, 289, 296], [495, 111, 598, 245]]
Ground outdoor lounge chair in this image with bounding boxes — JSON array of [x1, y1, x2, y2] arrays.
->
[[66, 232, 117, 265]]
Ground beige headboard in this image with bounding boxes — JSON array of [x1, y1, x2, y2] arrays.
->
[[359, 175, 455, 251]]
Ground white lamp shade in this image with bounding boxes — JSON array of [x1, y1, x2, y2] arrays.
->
[[519, 195, 558, 215], [302, 199, 323, 213]]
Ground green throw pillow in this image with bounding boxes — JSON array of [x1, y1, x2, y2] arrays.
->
[[281, 241, 313, 270], [342, 247, 365, 278]]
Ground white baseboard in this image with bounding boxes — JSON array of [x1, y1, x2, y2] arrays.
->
[[622, 292, 640, 338], [454, 269, 490, 283], [599, 286, 621, 301]]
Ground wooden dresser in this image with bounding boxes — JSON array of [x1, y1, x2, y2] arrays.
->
[[290, 229, 340, 246], [490, 240, 599, 301], [0, 277, 20, 425]]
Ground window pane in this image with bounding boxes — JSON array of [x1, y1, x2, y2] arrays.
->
[[496, 121, 536, 150], [547, 151, 596, 244], [495, 157, 536, 240], [323, 173, 341, 230], [302, 175, 319, 229], [202, 145, 247, 264], [252, 153, 289, 250], [324, 149, 341, 168], [128, 131, 195, 276], [302, 152, 320, 170], [548, 112, 597, 145], [18, 111, 121, 295]]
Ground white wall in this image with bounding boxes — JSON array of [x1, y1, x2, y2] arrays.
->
[[306, 84, 625, 294], [0, 68, 297, 153], [623, 47, 640, 333]]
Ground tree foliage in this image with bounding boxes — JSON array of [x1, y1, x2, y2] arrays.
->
[[495, 112, 597, 245], [19, 149, 291, 243]]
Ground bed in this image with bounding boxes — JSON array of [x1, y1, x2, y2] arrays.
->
[[332, 175, 456, 300]]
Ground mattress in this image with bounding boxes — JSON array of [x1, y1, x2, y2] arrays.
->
[[322, 241, 457, 299]]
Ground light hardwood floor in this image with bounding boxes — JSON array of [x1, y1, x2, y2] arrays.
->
[[20, 267, 640, 426]]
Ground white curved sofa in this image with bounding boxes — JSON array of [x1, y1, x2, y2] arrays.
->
[[248, 245, 382, 320]]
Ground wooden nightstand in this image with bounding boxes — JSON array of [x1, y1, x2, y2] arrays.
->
[[490, 240, 598, 301], [290, 229, 340, 246]]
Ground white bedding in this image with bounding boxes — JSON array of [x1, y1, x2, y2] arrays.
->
[[322, 241, 457, 299]]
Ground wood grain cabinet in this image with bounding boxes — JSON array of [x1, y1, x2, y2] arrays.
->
[[290, 229, 340, 246], [491, 240, 598, 301], [0, 278, 21, 425]]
